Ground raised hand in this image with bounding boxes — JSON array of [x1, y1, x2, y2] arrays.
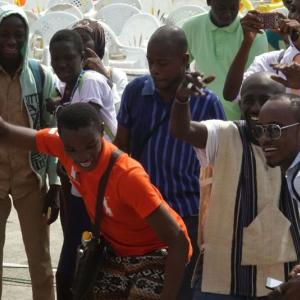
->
[[175, 72, 215, 103], [271, 62, 300, 89]]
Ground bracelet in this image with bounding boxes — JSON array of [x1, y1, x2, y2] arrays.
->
[[175, 97, 190, 105]]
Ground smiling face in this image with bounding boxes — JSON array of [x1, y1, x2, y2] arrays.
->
[[0, 14, 26, 64], [50, 40, 83, 85], [240, 73, 285, 138], [258, 97, 300, 171], [59, 124, 102, 172]]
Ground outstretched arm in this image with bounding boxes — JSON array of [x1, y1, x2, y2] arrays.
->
[[145, 203, 189, 300], [223, 11, 264, 101], [170, 72, 213, 149], [0, 117, 37, 151]]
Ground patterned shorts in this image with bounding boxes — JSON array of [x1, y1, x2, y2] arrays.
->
[[92, 248, 168, 300]]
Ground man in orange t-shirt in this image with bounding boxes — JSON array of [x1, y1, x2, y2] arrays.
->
[[0, 102, 191, 300]]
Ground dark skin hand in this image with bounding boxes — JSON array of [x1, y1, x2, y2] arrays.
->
[[268, 277, 300, 300], [83, 48, 109, 78], [271, 62, 300, 89], [43, 184, 60, 225], [45, 97, 61, 115]]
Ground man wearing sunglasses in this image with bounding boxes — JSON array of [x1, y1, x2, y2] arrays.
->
[[258, 94, 300, 300], [170, 71, 300, 300]]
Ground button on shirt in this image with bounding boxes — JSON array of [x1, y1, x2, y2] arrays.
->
[[286, 152, 300, 207], [0, 65, 37, 199], [183, 13, 268, 120], [117, 75, 226, 217]]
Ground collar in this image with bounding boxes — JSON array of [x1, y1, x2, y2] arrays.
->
[[207, 13, 240, 33], [0, 64, 22, 77], [141, 76, 155, 96], [287, 152, 300, 173]]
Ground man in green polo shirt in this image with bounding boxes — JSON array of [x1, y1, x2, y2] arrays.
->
[[182, 0, 268, 120]]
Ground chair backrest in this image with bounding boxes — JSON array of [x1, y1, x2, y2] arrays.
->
[[165, 5, 207, 27], [24, 0, 48, 13], [172, 0, 209, 9], [118, 13, 160, 48], [24, 9, 38, 25], [0, 1, 9, 7], [47, 0, 94, 14], [30, 11, 79, 45], [44, 3, 83, 19], [94, 0, 142, 10], [95, 3, 141, 35]]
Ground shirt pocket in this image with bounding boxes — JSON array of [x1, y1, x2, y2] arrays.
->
[[241, 202, 297, 266]]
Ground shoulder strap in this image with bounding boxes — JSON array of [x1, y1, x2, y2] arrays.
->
[[28, 59, 45, 127], [94, 149, 122, 235], [134, 110, 170, 160]]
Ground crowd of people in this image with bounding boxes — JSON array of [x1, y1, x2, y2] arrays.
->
[[0, 0, 300, 299]]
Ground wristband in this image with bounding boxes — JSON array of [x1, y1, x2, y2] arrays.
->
[[175, 97, 190, 104]]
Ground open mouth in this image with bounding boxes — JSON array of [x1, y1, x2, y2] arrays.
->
[[78, 160, 93, 168], [263, 147, 278, 157]]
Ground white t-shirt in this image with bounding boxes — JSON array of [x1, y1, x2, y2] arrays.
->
[[110, 67, 128, 113], [194, 120, 235, 167], [57, 70, 117, 137], [244, 45, 300, 83]]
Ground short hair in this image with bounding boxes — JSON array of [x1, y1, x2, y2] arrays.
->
[[57, 103, 102, 133], [267, 93, 300, 122], [50, 29, 83, 54], [148, 25, 188, 55]]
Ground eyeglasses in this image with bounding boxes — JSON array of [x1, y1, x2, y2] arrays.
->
[[252, 123, 300, 140]]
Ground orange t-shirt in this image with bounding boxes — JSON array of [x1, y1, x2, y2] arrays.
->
[[36, 128, 192, 257]]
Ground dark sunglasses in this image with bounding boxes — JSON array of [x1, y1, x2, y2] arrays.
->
[[252, 123, 300, 140]]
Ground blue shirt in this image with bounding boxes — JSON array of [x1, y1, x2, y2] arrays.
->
[[117, 75, 226, 217]]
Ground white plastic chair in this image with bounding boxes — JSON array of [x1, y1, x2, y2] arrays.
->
[[0, 1, 9, 6], [29, 11, 80, 64], [47, 0, 94, 15], [99, 21, 148, 75], [24, 0, 48, 13], [172, 0, 209, 9], [165, 5, 207, 27], [118, 13, 160, 48], [94, 0, 142, 10], [24, 9, 38, 26], [95, 3, 141, 35], [44, 3, 84, 19]]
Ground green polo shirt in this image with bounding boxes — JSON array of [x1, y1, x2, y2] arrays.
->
[[183, 13, 268, 120]]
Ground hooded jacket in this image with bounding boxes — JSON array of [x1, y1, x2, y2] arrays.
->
[[0, 4, 59, 186]]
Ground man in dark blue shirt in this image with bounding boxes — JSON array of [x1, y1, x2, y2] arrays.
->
[[114, 25, 225, 299]]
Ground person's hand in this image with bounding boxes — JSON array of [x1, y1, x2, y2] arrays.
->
[[279, 18, 300, 48], [268, 277, 300, 300], [46, 98, 61, 114], [271, 62, 300, 89], [175, 72, 215, 103], [289, 265, 300, 279], [84, 48, 109, 77], [241, 10, 264, 44], [42, 184, 60, 225]]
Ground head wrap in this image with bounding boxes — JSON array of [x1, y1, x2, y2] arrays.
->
[[73, 19, 105, 59]]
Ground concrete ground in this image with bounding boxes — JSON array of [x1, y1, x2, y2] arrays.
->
[[2, 208, 63, 300]]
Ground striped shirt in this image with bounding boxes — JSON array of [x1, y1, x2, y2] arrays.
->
[[117, 75, 226, 217]]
